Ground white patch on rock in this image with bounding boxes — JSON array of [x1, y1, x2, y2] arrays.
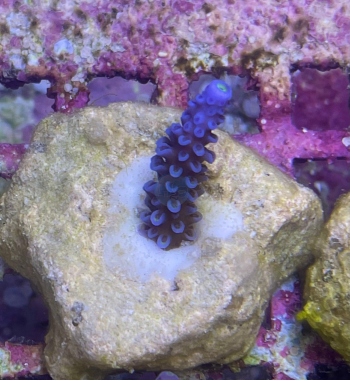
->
[[27, 53, 39, 66], [342, 136, 350, 147], [6, 12, 30, 37], [103, 156, 243, 283], [54, 38, 74, 55], [9, 54, 25, 70]]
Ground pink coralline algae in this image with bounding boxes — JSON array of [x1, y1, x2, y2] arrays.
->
[[292, 68, 350, 132], [236, 67, 350, 175], [0, 0, 348, 176], [0, 341, 46, 378], [236, 277, 347, 380], [0, 144, 27, 179]]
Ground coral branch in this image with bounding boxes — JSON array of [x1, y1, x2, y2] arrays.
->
[[140, 80, 232, 249]]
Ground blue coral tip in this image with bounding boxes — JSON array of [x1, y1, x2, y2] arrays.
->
[[190, 212, 202, 223], [181, 112, 191, 123], [178, 151, 189, 162], [165, 181, 178, 193], [183, 121, 193, 132], [143, 180, 157, 194], [207, 132, 218, 143], [151, 197, 162, 207], [140, 210, 151, 223], [185, 176, 198, 189], [189, 160, 202, 173], [204, 80, 232, 105], [186, 189, 198, 202], [170, 123, 183, 135], [207, 120, 218, 130], [184, 203, 197, 214], [157, 234, 171, 249], [156, 136, 170, 146], [150, 155, 167, 172], [178, 135, 191, 146], [193, 111, 206, 125], [193, 127, 205, 138], [193, 143, 205, 157], [150, 210, 166, 226], [167, 198, 181, 213], [184, 226, 197, 241], [195, 94, 205, 104], [156, 140, 173, 154], [169, 164, 183, 178], [147, 227, 159, 239], [204, 149, 215, 164], [171, 220, 185, 233]]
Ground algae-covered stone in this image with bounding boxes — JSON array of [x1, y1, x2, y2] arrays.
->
[[300, 192, 350, 361], [0, 103, 322, 379]]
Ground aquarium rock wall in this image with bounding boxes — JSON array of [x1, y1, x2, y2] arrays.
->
[[0, 0, 349, 379]]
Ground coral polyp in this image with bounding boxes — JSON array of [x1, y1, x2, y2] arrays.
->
[[140, 80, 232, 250]]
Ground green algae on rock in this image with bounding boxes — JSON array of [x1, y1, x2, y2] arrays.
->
[[299, 192, 350, 362], [0, 103, 322, 379]]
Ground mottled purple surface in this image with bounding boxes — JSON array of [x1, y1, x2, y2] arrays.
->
[[231, 276, 348, 380], [294, 158, 350, 220], [88, 77, 156, 106], [236, 67, 350, 175], [0, 340, 46, 378], [0, 0, 349, 177], [0, 0, 348, 110], [0, 143, 27, 179], [292, 68, 350, 132]]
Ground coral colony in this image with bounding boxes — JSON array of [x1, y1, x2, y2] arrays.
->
[[140, 80, 232, 249]]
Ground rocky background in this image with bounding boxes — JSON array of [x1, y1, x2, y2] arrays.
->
[[0, 0, 349, 379]]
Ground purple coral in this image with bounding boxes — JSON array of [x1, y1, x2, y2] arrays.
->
[[140, 80, 232, 250]]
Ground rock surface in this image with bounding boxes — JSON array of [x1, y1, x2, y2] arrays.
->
[[0, 103, 322, 379], [300, 192, 350, 362], [0, 0, 349, 110]]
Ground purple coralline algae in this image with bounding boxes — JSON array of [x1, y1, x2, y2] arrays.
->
[[0, 340, 46, 378], [236, 66, 350, 175], [0, 0, 348, 176], [0, 143, 27, 179], [292, 68, 350, 132], [0, 0, 349, 378], [0, 0, 348, 175], [233, 276, 346, 380]]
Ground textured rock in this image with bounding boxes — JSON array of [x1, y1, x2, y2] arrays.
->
[[236, 67, 350, 175], [0, 103, 322, 379], [0, 0, 349, 109], [1, 2, 350, 178], [300, 192, 350, 362]]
